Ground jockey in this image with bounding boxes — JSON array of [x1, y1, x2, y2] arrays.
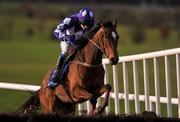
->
[[49, 7, 95, 85]]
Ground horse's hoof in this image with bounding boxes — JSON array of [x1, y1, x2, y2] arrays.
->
[[93, 106, 104, 115], [79, 109, 87, 115], [24, 105, 38, 114]]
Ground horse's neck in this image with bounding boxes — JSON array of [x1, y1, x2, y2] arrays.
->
[[76, 31, 103, 65], [84, 39, 103, 65]]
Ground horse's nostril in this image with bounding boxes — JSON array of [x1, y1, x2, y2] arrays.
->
[[110, 57, 119, 65], [116, 57, 119, 62]]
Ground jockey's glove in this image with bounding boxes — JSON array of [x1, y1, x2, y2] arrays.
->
[[63, 35, 75, 43]]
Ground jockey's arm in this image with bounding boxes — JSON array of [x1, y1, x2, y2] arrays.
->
[[53, 17, 75, 42]]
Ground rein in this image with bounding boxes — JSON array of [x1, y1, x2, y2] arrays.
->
[[70, 29, 106, 68], [69, 38, 105, 68], [88, 38, 104, 53]]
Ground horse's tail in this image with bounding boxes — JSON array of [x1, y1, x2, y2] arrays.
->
[[16, 89, 40, 113]]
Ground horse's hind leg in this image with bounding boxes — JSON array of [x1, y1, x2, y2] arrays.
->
[[39, 71, 57, 113], [90, 84, 112, 115]]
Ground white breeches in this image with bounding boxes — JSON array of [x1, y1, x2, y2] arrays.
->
[[60, 41, 78, 55]]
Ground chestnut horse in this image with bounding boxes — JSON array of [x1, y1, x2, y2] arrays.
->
[[18, 20, 119, 115]]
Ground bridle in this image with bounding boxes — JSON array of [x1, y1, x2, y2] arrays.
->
[[88, 38, 105, 53], [70, 27, 116, 68]]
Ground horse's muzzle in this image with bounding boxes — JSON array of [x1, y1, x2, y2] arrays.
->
[[110, 57, 119, 65]]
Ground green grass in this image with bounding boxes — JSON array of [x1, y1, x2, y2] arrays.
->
[[0, 17, 180, 116], [0, 42, 58, 84]]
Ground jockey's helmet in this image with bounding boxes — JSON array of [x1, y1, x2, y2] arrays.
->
[[78, 8, 94, 26]]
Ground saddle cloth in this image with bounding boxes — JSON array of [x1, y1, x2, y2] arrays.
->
[[48, 63, 69, 89]]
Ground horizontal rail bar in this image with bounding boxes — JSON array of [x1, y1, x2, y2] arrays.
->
[[107, 92, 179, 105], [0, 82, 178, 107], [0, 82, 179, 106], [102, 48, 180, 64], [0, 82, 40, 91]]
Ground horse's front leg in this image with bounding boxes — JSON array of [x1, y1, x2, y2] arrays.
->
[[89, 97, 97, 115], [90, 84, 112, 115], [71, 86, 93, 103], [71, 86, 97, 115]]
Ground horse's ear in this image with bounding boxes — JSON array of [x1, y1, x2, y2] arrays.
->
[[113, 20, 117, 28], [99, 19, 103, 27]]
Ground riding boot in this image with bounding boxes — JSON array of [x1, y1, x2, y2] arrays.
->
[[50, 54, 65, 83]]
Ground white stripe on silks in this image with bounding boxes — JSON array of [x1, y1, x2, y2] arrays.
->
[[57, 23, 64, 29], [61, 41, 70, 54], [63, 17, 71, 25]]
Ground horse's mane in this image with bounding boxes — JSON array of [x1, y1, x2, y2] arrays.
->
[[101, 20, 114, 28], [84, 22, 101, 39], [85, 20, 114, 39], [78, 20, 114, 48]]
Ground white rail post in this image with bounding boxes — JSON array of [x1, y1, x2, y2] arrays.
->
[[113, 65, 120, 114], [176, 54, 180, 117], [133, 60, 140, 114], [150, 100, 154, 112], [123, 62, 130, 114], [165, 56, 172, 117], [86, 101, 91, 114], [97, 98, 101, 108], [143, 59, 150, 111], [153, 58, 161, 115], [78, 104, 84, 115], [103, 64, 110, 113]]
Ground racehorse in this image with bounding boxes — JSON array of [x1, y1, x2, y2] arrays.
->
[[18, 20, 119, 115]]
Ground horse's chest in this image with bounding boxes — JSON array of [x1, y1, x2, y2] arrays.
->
[[81, 68, 104, 92]]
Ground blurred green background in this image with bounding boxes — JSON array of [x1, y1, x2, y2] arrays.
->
[[0, 0, 180, 116]]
